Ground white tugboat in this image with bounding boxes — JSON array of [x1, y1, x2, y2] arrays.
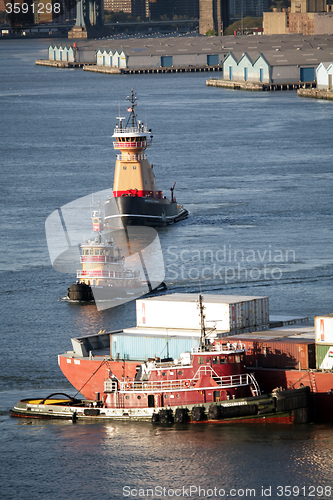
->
[[67, 204, 166, 302], [67, 205, 145, 302]]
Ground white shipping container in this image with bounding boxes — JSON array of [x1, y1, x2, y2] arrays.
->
[[136, 294, 269, 333], [315, 314, 333, 344]]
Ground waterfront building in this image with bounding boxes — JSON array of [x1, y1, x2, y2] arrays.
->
[[316, 61, 333, 88], [263, 0, 333, 35], [103, 0, 146, 19], [229, 0, 269, 20], [47, 33, 333, 85], [148, 0, 199, 20]]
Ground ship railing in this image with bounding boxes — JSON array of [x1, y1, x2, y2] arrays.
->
[[114, 126, 148, 135], [113, 140, 152, 150], [77, 270, 139, 279], [116, 372, 253, 393], [191, 342, 245, 354], [80, 256, 122, 264], [116, 154, 147, 161], [104, 379, 119, 393]]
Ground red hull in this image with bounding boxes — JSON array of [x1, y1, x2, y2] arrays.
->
[[58, 355, 139, 400], [195, 415, 294, 424], [59, 355, 333, 422], [254, 368, 333, 423]]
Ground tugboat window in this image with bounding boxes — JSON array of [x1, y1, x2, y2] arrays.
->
[[198, 357, 204, 364], [95, 249, 99, 255], [229, 356, 235, 364], [212, 356, 219, 364], [235, 355, 241, 363], [220, 357, 227, 364], [123, 166, 127, 170], [133, 166, 136, 169]]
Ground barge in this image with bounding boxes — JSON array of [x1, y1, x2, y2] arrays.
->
[[11, 339, 311, 424], [11, 293, 318, 424]]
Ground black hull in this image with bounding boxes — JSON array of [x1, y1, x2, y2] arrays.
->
[[67, 282, 167, 303], [67, 283, 94, 302], [104, 196, 188, 228]]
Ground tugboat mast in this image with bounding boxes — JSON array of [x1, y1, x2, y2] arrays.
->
[[126, 89, 138, 129], [198, 294, 206, 348]]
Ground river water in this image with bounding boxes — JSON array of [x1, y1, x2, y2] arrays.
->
[[1, 38, 333, 500]]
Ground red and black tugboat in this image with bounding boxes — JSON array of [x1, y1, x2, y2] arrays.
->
[[67, 204, 145, 303], [104, 90, 188, 228], [11, 296, 311, 424]]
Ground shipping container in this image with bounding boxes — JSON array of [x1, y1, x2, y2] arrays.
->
[[110, 333, 199, 362], [315, 315, 333, 344], [316, 344, 333, 370], [71, 330, 199, 360], [136, 294, 269, 333], [220, 333, 315, 371]]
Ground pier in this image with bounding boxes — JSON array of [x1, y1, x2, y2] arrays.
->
[[84, 65, 222, 75], [206, 78, 317, 92], [297, 88, 333, 100], [35, 59, 223, 74]]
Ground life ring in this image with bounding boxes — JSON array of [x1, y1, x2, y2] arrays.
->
[[183, 380, 191, 388]]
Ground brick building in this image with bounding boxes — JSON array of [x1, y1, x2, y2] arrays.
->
[[264, 0, 333, 35], [104, 0, 146, 19]]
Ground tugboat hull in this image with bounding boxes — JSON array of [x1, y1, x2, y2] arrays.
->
[[104, 196, 188, 228], [10, 387, 311, 424]]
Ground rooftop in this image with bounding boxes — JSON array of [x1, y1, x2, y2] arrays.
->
[[57, 33, 333, 66]]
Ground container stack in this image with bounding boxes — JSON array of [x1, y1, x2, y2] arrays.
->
[[315, 314, 333, 370], [220, 328, 316, 371], [132, 294, 269, 337]]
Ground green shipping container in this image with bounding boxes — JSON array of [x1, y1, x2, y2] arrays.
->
[[316, 344, 333, 370]]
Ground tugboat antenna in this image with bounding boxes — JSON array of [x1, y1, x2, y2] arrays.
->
[[126, 88, 138, 128], [198, 294, 206, 348]]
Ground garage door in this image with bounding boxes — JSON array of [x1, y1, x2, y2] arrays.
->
[[207, 54, 219, 66], [161, 56, 173, 67], [300, 67, 315, 82]]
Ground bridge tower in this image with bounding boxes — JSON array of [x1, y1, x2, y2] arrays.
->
[[68, 0, 104, 38]]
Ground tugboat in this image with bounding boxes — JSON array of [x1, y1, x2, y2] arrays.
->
[[10, 339, 311, 423], [67, 204, 166, 306], [11, 296, 311, 424], [104, 90, 188, 228], [67, 205, 144, 303]]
